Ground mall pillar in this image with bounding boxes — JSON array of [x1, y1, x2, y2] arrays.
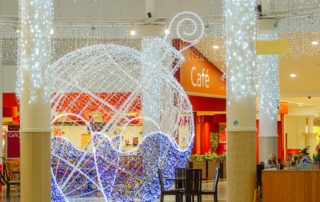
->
[[308, 116, 314, 133], [202, 116, 211, 154], [20, 0, 52, 201], [257, 30, 279, 163], [305, 116, 317, 156], [226, 1, 257, 202], [196, 116, 202, 155]]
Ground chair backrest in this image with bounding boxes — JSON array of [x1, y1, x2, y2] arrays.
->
[[158, 169, 164, 191], [185, 169, 202, 194], [214, 167, 220, 192], [175, 168, 189, 189], [175, 168, 186, 178], [256, 164, 264, 188]]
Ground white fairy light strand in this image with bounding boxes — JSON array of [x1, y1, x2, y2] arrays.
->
[[277, 14, 320, 57], [225, 0, 256, 103], [18, 0, 53, 102], [257, 31, 279, 121]]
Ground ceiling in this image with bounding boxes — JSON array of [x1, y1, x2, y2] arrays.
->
[[0, 0, 320, 116], [195, 36, 320, 116]]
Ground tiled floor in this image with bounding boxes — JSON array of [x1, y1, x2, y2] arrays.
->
[[0, 180, 227, 201], [0, 186, 20, 202]]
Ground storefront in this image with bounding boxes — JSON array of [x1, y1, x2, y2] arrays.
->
[[173, 39, 227, 156]]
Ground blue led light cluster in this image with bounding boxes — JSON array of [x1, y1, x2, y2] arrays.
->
[[51, 133, 192, 201]]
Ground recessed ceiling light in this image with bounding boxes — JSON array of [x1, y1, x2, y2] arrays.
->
[[164, 29, 170, 35], [290, 73, 296, 78], [130, 30, 136, 36], [213, 45, 219, 49], [312, 41, 319, 45], [50, 28, 54, 35]]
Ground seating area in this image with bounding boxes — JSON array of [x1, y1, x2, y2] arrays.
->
[[158, 168, 220, 202], [0, 160, 20, 198]]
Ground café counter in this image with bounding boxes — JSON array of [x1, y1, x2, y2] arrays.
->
[[262, 170, 320, 202]]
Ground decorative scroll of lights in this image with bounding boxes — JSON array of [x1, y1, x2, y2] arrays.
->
[[49, 11, 204, 201]]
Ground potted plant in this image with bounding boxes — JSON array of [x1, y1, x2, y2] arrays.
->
[[313, 143, 320, 165], [190, 154, 206, 177]]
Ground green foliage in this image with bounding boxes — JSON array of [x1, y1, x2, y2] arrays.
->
[[210, 132, 219, 153], [189, 152, 226, 163]]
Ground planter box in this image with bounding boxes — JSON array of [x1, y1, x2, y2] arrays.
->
[[186, 161, 192, 168], [192, 161, 206, 177], [207, 161, 220, 180]]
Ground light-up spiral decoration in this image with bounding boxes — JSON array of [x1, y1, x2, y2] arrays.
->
[[165, 11, 205, 53], [50, 11, 204, 201]]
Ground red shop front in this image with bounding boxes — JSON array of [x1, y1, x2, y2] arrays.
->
[[174, 39, 288, 162], [173, 39, 227, 156]]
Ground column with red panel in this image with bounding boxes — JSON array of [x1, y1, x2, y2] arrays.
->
[[214, 114, 226, 155], [202, 116, 213, 154]]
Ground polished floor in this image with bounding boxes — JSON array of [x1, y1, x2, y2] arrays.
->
[[156, 180, 227, 202], [0, 180, 227, 201]]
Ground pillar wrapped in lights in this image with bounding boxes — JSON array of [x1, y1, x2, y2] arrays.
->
[[19, 0, 53, 201], [257, 31, 279, 163], [225, 0, 256, 201]]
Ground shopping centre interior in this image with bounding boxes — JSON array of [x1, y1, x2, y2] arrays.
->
[[1, 0, 320, 202]]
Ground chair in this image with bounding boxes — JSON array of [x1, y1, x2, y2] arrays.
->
[[200, 167, 219, 202], [256, 164, 264, 188], [185, 169, 202, 202], [175, 168, 189, 189], [158, 169, 183, 202], [0, 160, 20, 198]]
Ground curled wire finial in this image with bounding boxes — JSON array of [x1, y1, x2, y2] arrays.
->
[[165, 11, 204, 52]]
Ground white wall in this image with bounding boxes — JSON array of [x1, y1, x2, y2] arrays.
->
[[2, 65, 17, 93], [288, 104, 318, 116], [285, 115, 307, 149], [284, 103, 319, 150]]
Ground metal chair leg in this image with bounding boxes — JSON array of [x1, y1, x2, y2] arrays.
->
[[6, 184, 10, 198]]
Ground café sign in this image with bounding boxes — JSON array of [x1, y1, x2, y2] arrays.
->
[[179, 45, 226, 97], [6, 131, 20, 159]]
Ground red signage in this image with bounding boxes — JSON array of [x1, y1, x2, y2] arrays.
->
[[175, 40, 226, 97], [6, 131, 20, 159]]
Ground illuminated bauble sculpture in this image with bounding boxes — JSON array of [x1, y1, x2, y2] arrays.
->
[[49, 41, 195, 201], [49, 11, 204, 201]]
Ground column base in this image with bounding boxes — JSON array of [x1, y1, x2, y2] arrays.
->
[[227, 131, 256, 202], [259, 136, 277, 163], [21, 132, 51, 202]]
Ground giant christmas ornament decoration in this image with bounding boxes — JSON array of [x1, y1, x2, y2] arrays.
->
[[50, 11, 204, 201]]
